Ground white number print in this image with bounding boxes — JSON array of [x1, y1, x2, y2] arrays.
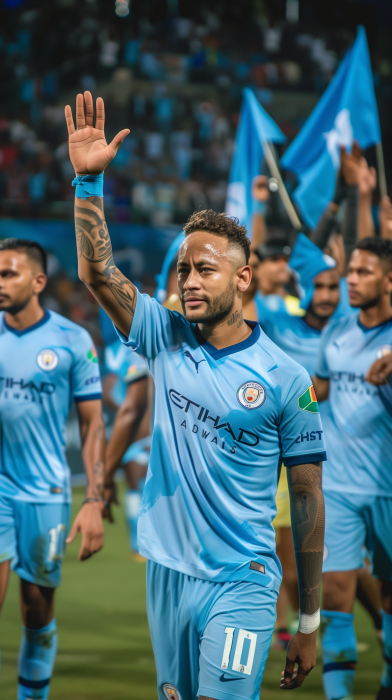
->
[[221, 627, 258, 676], [48, 524, 66, 561]]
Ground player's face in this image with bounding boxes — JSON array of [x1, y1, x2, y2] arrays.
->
[[309, 268, 340, 319], [259, 255, 290, 287], [347, 249, 392, 309], [0, 251, 46, 314], [177, 232, 250, 323]]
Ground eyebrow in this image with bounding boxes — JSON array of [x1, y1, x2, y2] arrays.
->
[[177, 258, 219, 267]]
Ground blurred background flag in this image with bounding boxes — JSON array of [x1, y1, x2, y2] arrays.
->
[[281, 26, 381, 230], [225, 87, 286, 235]]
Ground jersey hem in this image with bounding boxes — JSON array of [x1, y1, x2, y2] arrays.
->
[[139, 547, 281, 592], [323, 485, 392, 498], [284, 451, 327, 466], [74, 392, 102, 403], [1, 493, 72, 504]]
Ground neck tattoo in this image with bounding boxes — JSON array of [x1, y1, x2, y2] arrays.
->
[[227, 309, 243, 328]]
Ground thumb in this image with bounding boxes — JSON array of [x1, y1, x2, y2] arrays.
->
[[108, 129, 130, 155], [66, 517, 79, 544]]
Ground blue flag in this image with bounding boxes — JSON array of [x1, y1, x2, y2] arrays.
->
[[225, 88, 286, 236], [281, 26, 381, 230]]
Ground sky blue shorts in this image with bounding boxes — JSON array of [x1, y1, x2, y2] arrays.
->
[[147, 561, 277, 700], [0, 495, 71, 588], [323, 489, 392, 580]]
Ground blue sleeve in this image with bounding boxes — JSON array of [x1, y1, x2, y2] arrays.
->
[[115, 290, 188, 360], [315, 324, 333, 379], [279, 365, 327, 466], [71, 330, 102, 402]]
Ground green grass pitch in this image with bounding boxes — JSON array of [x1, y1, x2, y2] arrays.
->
[[0, 486, 383, 699]]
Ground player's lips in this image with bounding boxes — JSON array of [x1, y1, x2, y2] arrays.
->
[[183, 297, 207, 307]]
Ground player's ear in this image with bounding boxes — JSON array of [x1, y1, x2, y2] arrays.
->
[[385, 269, 392, 295], [237, 264, 251, 294], [33, 272, 47, 295]]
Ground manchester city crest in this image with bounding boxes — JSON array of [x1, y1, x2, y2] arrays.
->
[[37, 349, 59, 371], [162, 683, 182, 700], [237, 381, 266, 409]]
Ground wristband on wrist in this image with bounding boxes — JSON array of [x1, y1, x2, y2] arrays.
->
[[83, 497, 105, 505], [298, 609, 320, 634], [252, 200, 267, 215], [72, 173, 104, 199]]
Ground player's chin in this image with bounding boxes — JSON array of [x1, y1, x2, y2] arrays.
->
[[183, 303, 210, 322]]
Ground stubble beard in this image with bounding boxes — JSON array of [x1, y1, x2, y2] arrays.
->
[[181, 283, 236, 324]]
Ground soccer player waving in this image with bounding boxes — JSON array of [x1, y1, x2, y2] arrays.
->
[[0, 238, 106, 700], [65, 92, 327, 698]]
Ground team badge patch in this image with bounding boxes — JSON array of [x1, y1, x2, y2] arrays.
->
[[87, 346, 98, 363], [37, 349, 58, 371], [298, 385, 319, 413], [237, 381, 266, 409], [162, 683, 182, 700], [377, 345, 392, 359], [126, 364, 138, 378]]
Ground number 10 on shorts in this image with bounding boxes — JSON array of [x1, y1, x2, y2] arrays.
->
[[221, 627, 257, 675]]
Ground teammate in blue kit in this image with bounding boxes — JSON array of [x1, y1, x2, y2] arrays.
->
[[65, 91, 327, 698], [0, 238, 106, 700], [102, 338, 151, 557], [312, 238, 392, 700]]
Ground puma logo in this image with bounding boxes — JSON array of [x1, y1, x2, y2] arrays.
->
[[184, 351, 206, 374]]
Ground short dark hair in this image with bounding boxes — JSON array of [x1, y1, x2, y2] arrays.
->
[[183, 210, 250, 264], [355, 237, 392, 271], [0, 238, 47, 274]]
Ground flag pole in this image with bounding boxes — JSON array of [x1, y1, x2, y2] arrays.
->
[[376, 141, 387, 199], [262, 139, 302, 230]]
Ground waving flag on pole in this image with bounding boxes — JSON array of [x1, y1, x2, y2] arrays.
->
[[281, 26, 381, 230], [225, 88, 286, 235]]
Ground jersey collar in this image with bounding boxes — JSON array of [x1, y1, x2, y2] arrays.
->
[[3, 308, 50, 336], [196, 321, 260, 360], [357, 315, 392, 332]]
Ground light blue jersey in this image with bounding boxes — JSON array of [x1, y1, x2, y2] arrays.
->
[[104, 339, 149, 406], [117, 292, 327, 591], [316, 313, 392, 496], [259, 311, 321, 376], [0, 310, 102, 503]]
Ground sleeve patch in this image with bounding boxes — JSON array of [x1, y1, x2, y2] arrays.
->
[[298, 385, 319, 413]]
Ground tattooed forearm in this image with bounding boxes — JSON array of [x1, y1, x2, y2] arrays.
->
[[74, 196, 137, 331], [287, 462, 325, 615], [227, 309, 243, 328]]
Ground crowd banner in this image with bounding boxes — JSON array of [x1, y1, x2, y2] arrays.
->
[[225, 87, 286, 235], [281, 25, 381, 230]]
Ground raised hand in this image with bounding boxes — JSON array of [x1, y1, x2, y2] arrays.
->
[[252, 175, 270, 203], [358, 157, 377, 197], [65, 91, 129, 176], [379, 195, 392, 240], [340, 142, 362, 186]]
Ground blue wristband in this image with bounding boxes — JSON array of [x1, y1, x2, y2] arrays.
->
[[252, 200, 267, 214], [72, 173, 104, 199]]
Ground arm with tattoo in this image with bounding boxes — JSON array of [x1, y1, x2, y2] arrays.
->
[[75, 196, 137, 337], [66, 399, 106, 560], [65, 91, 134, 337], [287, 461, 325, 614]]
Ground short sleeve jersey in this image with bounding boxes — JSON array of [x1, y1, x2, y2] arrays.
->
[[259, 311, 321, 376], [104, 340, 149, 406], [117, 292, 327, 591], [0, 310, 102, 503], [316, 313, 392, 496]]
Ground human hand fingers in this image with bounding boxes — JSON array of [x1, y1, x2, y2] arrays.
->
[[64, 105, 75, 135], [95, 97, 105, 131], [84, 91, 94, 127], [66, 516, 79, 544], [76, 93, 86, 129]]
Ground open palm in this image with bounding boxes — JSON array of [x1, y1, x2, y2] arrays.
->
[[65, 92, 129, 176]]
